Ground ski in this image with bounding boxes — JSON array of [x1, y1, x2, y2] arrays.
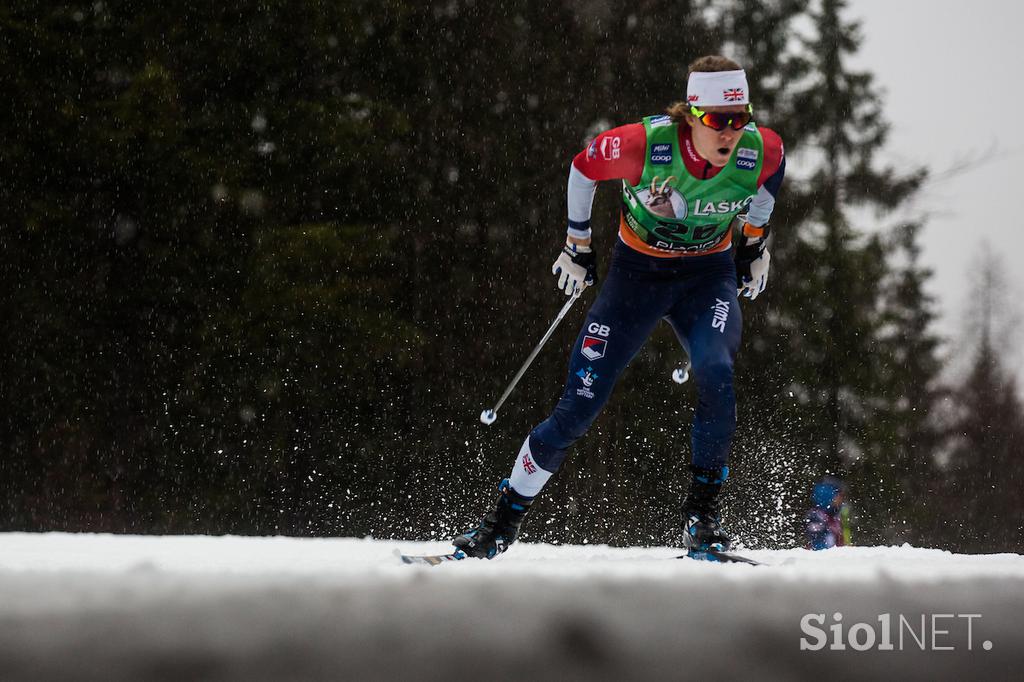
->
[[399, 550, 467, 566], [400, 548, 760, 566], [678, 548, 762, 565]]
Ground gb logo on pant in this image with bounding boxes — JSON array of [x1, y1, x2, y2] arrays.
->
[[581, 336, 607, 361]]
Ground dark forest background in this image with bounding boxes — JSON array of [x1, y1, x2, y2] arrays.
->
[[2, 0, 1021, 552]]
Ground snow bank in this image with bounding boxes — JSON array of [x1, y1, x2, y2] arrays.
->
[[0, 533, 1021, 680]]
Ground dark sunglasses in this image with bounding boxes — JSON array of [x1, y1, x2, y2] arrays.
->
[[689, 104, 754, 131]]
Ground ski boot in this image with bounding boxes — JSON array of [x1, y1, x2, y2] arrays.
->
[[682, 465, 733, 560], [452, 479, 534, 559]]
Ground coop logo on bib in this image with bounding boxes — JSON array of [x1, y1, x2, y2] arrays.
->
[[650, 143, 672, 165], [581, 336, 607, 361], [736, 147, 758, 170]]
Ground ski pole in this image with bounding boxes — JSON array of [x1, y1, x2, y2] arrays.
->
[[480, 287, 584, 425]]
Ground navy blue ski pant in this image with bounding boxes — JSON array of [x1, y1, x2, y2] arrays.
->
[[530, 241, 742, 475]]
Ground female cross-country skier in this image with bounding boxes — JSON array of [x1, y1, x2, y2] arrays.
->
[[454, 55, 786, 560]]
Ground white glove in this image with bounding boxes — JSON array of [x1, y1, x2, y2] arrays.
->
[[551, 242, 597, 296], [738, 248, 770, 300], [734, 216, 771, 301]]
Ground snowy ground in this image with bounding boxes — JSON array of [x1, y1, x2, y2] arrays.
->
[[1, 534, 1022, 681]]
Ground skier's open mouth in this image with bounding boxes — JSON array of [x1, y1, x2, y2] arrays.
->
[[718, 147, 730, 155]]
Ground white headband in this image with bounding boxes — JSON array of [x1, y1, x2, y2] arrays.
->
[[686, 69, 750, 107]]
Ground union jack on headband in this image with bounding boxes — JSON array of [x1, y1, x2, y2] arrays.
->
[[723, 88, 744, 101]]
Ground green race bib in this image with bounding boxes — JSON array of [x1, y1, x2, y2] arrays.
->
[[621, 115, 763, 253]]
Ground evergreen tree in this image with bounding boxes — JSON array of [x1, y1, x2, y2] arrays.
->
[[929, 246, 1024, 552], [0, 1, 408, 533], [866, 222, 944, 542], [728, 0, 938, 544]]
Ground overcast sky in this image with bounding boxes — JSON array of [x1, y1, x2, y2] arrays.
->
[[845, 0, 1024, 376]]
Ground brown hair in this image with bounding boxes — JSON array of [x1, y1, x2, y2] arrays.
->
[[666, 55, 744, 123]]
